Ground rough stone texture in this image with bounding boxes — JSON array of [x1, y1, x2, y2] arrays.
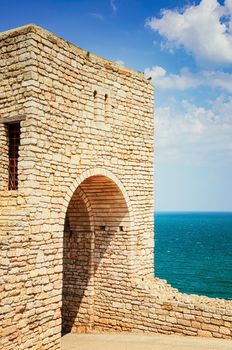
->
[[0, 25, 231, 350]]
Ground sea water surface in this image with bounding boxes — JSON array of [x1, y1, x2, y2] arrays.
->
[[155, 212, 232, 300]]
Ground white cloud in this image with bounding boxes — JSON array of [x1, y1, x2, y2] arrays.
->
[[144, 66, 232, 92], [156, 95, 232, 164], [144, 66, 201, 90], [206, 70, 232, 92], [147, 0, 232, 66]]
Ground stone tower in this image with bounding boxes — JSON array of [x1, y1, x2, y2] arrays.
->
[[0, 25, 231, 350]]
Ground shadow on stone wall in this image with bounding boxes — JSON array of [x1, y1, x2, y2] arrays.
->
[[61, 175, 130, 335], [62, 226, 116, 335]]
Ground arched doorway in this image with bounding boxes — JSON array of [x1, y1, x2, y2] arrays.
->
[[62, 174, 131, 334]]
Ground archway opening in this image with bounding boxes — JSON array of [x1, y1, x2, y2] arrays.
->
[[61, 175, 130, 334]]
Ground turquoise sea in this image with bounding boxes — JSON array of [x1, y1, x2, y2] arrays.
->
[[155, 212, 232, 300]]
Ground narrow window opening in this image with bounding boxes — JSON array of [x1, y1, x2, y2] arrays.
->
[[100, 225, 106, 231], [93, 90, 98, 119], [104, 93, 109, 118], [8, 122, 20, 190], [64, 214, 73, 237]]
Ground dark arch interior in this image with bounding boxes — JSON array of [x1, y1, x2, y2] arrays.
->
[[62, 175, 130, 334]]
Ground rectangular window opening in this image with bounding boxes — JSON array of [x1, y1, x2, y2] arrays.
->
[[8, 122, 20, 190]]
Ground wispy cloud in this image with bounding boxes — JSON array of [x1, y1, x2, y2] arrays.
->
[[114, 59, 125, 66], [89, 12, 104, 20], [146, 0, 232, 67], [110, 0, 117, 13], [156, 95, 232, 165], [144, 66, 232, 93], [145, 66, 200, 90]]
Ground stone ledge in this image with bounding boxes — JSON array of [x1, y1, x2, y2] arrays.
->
[[0, 24, 153, 87]]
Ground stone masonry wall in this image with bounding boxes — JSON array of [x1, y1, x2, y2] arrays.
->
[[62, 175, 131, 334], [0, 24, 154, 350], [62, 187, 92, 334], [0, 25, 232, 350]]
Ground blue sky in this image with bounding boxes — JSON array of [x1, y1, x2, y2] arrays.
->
[[1, 0, 232, 211]]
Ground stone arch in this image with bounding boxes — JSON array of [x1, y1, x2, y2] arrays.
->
[[61, 168, 134, 334], [61, 168, 134, 228], [75, 186, 95, 231]]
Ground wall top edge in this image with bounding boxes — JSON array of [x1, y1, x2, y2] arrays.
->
[[0, 24, 153, 88]]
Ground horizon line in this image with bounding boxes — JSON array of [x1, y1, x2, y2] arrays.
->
[[155, 210, 232, 213]]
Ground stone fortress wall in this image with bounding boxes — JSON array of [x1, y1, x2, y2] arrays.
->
[[0, 25, 231, 350]]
